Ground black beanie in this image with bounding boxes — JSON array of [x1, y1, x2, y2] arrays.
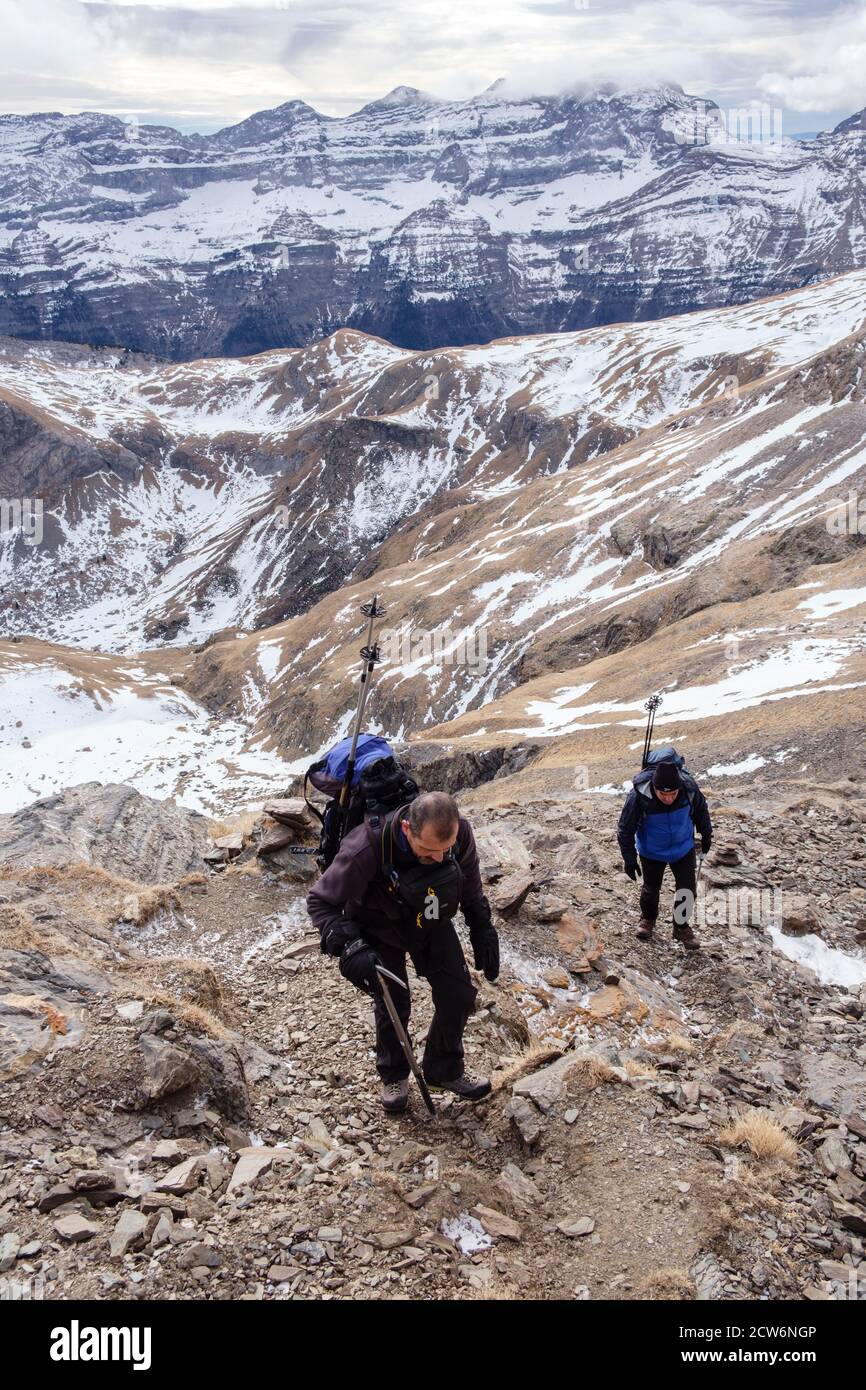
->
[[652, 761, 681, 791]]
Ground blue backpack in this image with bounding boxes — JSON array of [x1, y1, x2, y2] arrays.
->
[[304, 733, 419, 870], [644, 746, 686, 771]]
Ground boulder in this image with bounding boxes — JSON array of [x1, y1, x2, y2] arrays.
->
[[185, 1036, 250, 1121], [532, 896, 570, 924], [257, 845, 317, 881], [212, 832, 244, 858], [139, 1034, 201, 1101], [802, 1052, 866, 1119], [512, 1047, 617, 1113], [472, 827, 533, 878], [154, 1155, 207, 1195], [0, 1233, 20, 1271], [257, 826, 298, 855], [555, 913, 602, 971], [473, 1205, 521, 1242], [555, 834, 600, 875], [489, 873, 535, 915], [778, 894, 824, 937], [498, 1163, 543, 1208], [0, 783, 209, 882], [505, 1095, 543, 1148], [227, 1148, 274, 1193], [262, 799, 316, 831], [557, 1216, 595, 1238], [54, 1213, 100, 1242], [109, 1210, 148, 1259]]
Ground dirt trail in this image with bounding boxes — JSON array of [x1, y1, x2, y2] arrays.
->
[[2, 781, 865, 1301]]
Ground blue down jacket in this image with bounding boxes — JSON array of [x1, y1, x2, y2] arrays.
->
[[617, 769, 712, 865]]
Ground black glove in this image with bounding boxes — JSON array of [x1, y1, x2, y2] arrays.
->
[[322, 917, 362, 958], [339, 937, 384, 996], [470, 926, 500, 982], [623, 860, 639, 882], [701, 839, 712, 855]]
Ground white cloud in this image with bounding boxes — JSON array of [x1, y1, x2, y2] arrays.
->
[[0, 0, 862, 128], [758, 5, 866, 112]]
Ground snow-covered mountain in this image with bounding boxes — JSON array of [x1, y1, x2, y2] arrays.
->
[[2, 269, 864, 815], [2, 269, 865, 653], [1, 82, 865, 358]]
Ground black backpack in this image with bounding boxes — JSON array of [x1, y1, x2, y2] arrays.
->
[[373, 806, 463, 935], [303, 734, 419, 871]]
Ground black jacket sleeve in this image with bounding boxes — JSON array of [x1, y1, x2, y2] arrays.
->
[[691, 786, 713, 851], [306, 834, 376, 954], [617, 790, 640, 864], [457, 819, 494, 936]]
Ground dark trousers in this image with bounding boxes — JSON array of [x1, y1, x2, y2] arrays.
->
[[639, 848, 697, 927], [372, 922, 477, 1084]]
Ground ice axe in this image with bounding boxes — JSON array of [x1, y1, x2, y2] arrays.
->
[[375, 964, 436, 1116]]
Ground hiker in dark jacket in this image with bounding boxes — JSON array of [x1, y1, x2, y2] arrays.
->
[[617, 760, 712, 950], [307, 791, 500, 1113]]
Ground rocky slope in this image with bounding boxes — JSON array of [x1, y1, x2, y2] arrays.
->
[[1, 775, 864, 1302], [1, 83, 865, 359], [1, 268, 865, 655]]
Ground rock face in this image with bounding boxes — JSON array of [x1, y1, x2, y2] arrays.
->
[[0, 783, 209, 882], [399, 742, 540, 794], [1, 84, 865, 359]]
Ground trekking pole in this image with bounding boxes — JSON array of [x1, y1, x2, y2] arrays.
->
[[375, 965, 436, 1116], [339, 594, 386, 811], [642, 693, 662, 768]]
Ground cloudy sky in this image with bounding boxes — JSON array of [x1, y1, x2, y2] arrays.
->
[[2, 0, 864, 134]]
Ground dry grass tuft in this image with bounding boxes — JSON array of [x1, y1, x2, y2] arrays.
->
[[140, 992, 233, 1040], [491, 1038, 562, 1092], [660, 1032, 695, 1054], [719, 1109, 799, 1165], [639, 1267, 696, 1301], [0, 903, 73, 956], [208, 811, 260, 840], [567, 1054, 620, 1090], [0, 863, 179, 935], [118, 956, 234, 1033], [224, 859, 263, 878], [624, 1057, 660, 1080], [118, 885, 178, 926]]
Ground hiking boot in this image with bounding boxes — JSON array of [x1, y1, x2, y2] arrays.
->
[[636, 917, 655, 941], [673, 924, 700, 951], [381, 1079, 409, 1113], [428, 1072, 492, 1101]]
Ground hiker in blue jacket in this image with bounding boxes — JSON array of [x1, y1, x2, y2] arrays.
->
[[616, 757, 712, 950]]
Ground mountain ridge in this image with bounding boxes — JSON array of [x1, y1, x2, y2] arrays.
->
[[2, 84, 865, 358]]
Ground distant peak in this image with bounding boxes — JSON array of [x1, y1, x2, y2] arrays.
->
[[358, 86, 439, 114]]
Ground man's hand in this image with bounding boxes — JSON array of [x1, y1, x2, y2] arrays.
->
[[339, 937, 384, 996], [470, 925, 500, 982], [701, 838, 712, 856], [623, 860, 639, 882], [322, 917, 362, 958]]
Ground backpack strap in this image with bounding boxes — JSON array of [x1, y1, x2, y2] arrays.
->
[[303, 768, 325, 826], [368, 803, 410, 893]]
